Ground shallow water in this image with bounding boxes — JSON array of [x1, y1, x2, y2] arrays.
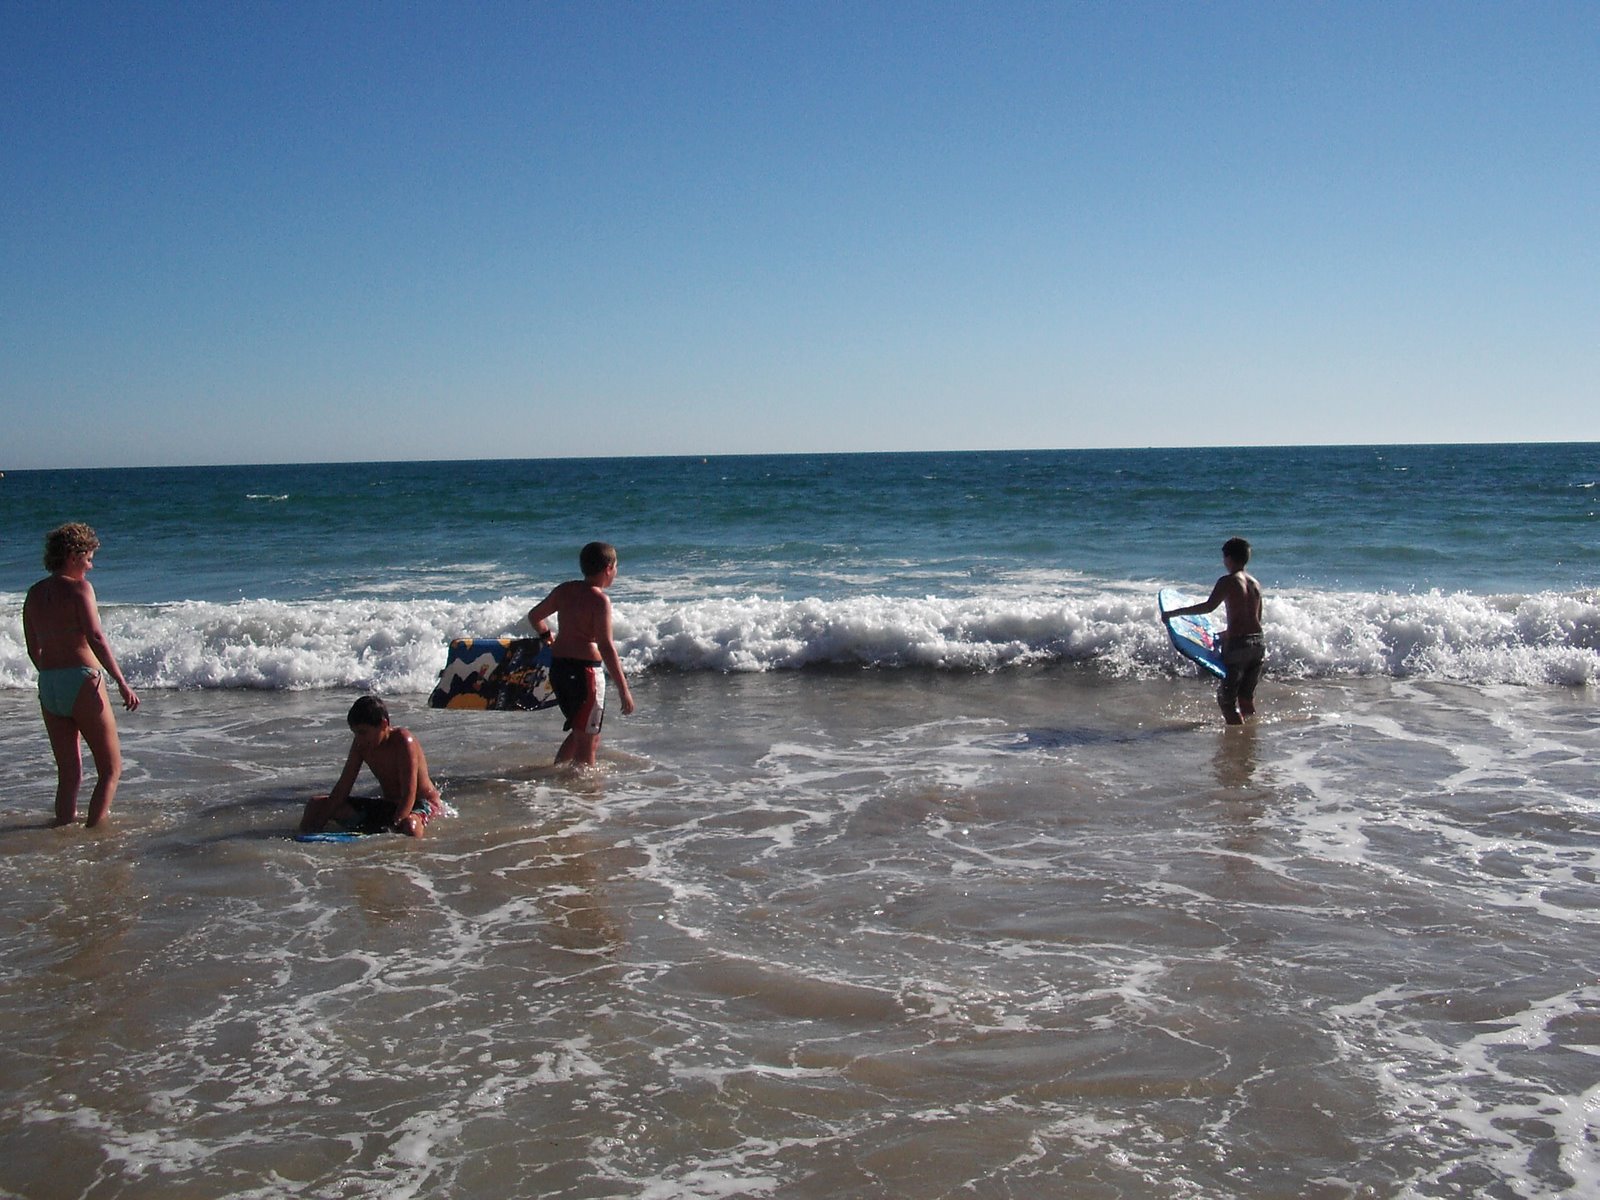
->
[[3, 668, 1598, 1198]]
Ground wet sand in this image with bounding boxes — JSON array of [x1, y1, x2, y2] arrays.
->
[[1, 671, 1597, 1197]]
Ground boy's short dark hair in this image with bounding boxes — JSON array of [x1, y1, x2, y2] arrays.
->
[[347, 695, 390, 729], [579, 541, 618, 577], [43, 523, 100, 572], [1222, 537, 1251, 565]]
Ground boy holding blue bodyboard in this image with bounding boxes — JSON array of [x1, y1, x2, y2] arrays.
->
[[1163, 537, 1265, 725]]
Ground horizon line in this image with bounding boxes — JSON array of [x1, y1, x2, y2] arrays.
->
[[5, 437, 1598, 474]]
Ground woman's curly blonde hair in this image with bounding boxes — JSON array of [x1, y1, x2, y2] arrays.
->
[[43, 523, 100, 572]]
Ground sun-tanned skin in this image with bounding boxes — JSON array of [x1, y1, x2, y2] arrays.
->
[[299, 703, 441, 838], [1164, 539, 1264, 725], [527, 545, 636, 766], [23, 528, 140, 827]]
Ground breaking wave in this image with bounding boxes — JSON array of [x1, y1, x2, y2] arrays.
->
[[5, 585, 1599, 692]]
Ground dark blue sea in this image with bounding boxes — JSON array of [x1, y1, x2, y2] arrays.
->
[[2, 445, 1599, 1198], [4, 443, 1600, 689]]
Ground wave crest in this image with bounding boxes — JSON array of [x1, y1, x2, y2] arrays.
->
[[2, 588, 1597, 692]]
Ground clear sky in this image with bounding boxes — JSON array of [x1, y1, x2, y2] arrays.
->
[[3, 1, 1596, 469]]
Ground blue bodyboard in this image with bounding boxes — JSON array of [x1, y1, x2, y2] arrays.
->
[[428, 637, 557, 712], [293, 831, 365, 843], [1158, 588, 1226, 679]]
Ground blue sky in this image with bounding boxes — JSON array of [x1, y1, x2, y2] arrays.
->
[[3, 1, 1596, 469]]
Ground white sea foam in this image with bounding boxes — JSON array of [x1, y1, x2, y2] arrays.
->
[[2, 670, 1596, 1198], [1328, 981, 1600, 1195], [1, 585, 1597, 691]]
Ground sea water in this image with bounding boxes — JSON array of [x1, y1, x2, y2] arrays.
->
[[1, 444, 1599, 1198]]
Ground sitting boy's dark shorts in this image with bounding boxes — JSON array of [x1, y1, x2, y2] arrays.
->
[[342, 794, 436, 833]]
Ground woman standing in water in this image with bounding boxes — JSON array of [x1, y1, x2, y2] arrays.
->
[[22, 523, 140, 827]]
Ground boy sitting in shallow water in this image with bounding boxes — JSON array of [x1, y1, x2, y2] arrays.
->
[[299, 696, 441, 837]]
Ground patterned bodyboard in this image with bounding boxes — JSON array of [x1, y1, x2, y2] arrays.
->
[[428, 638, 558, 711], [1157, 588, 1227, 679]]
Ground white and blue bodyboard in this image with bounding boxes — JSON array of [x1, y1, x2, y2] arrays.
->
[[1158, 588, 1226, 679], [428, 637, 558, 711]]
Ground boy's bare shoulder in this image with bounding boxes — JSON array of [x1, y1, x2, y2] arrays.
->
[[569, 580, 610, 610], [365, 726, 425, 767], [550, 578, 601, 604]]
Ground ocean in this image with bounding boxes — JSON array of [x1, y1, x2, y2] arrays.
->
[[2, 444, 1598, 1198]]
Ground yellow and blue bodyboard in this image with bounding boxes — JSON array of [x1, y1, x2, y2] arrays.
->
[[428, 638, 558, 711]]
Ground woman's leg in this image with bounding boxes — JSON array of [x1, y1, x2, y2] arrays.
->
[[73, 675, 123, 827], [41, 708, 85, 825]]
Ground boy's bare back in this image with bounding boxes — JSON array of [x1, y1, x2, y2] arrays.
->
[[1213, 570, 1263, 640], [537, 580, 613, 659]]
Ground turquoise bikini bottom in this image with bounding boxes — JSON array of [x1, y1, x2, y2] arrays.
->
[[38, 667, 100, 718]]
